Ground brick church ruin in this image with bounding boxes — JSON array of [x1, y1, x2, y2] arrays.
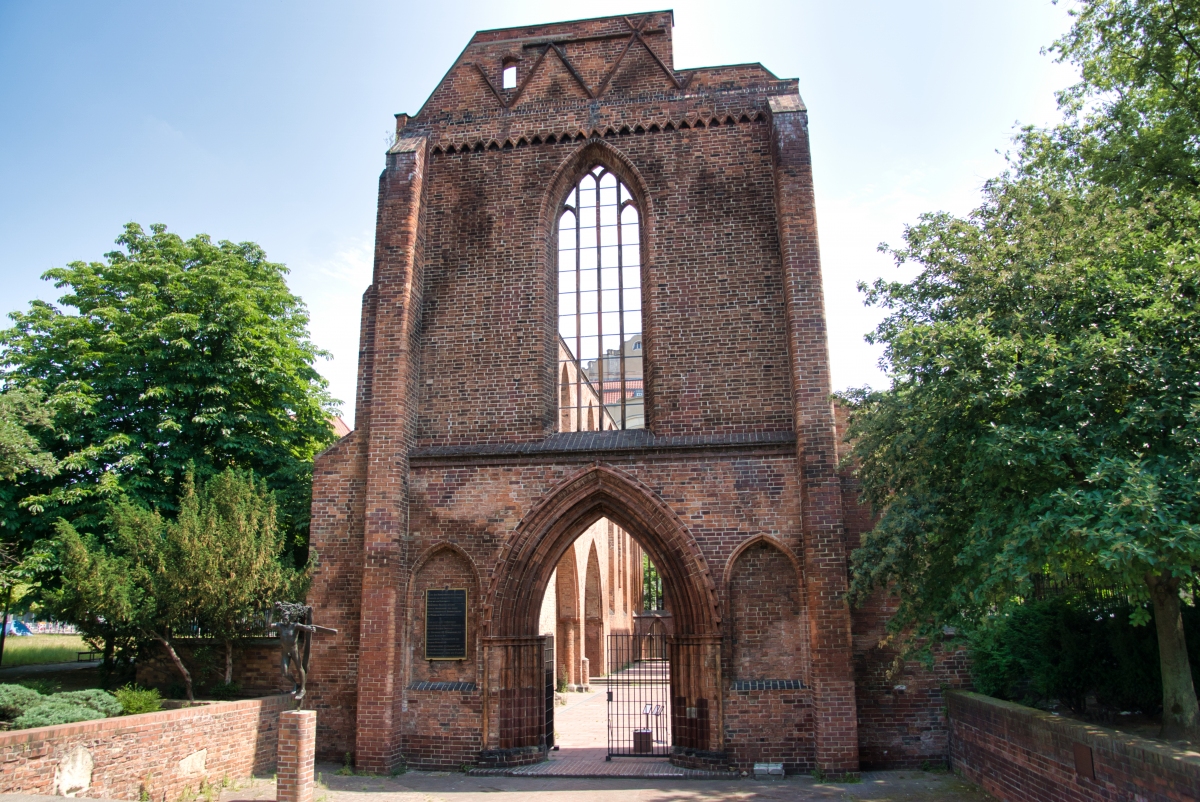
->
[[307, 11, 967, 776]]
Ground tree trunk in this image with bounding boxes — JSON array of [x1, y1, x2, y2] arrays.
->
[[1146, 572, 1200, 739], [154, 634, 194, 703], [0, 586, 11, 669], [224, 639, 233, 685]]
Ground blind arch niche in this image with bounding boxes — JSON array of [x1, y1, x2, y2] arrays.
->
[[557, 165, 644, 432]]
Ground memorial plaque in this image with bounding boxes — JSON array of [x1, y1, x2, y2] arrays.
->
[[425, 589, 468, 659]]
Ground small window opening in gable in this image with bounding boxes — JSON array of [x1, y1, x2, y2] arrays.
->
[[502, 63, 517, 89], [557, 165, 644, 432]]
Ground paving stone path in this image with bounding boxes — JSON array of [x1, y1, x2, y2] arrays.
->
[[219, 768, 993, 802]]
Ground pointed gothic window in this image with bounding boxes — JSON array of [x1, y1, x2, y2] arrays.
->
[[558, 166, 644, 431]]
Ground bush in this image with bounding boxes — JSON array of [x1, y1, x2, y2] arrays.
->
[[17, 678, 61, 695], [969, 595, 1200, 715], [0, 684, 43, 720], [114, 685, 162, 715], [205, 681, 240, 700], [50, 689, 122, 717], [11, 701, 106, 729]]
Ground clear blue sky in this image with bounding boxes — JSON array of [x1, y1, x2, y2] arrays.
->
[[0, 1, 1078, 425]]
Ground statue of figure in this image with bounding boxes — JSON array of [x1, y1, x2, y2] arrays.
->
[[272, 601, 337, 700]]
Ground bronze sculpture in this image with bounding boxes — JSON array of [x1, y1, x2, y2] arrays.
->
[[273, 601, 337, 700]]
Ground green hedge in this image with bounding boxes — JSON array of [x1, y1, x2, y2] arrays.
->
[[968, 595, 1200, 715], [0, 684, 123, 729]]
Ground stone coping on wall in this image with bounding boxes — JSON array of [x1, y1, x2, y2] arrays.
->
[[946, 690, 1200, 802]]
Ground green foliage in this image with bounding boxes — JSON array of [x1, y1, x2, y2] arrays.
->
[[0, 222, 338, 549], [0, 686, 121, 729], [969, 596, 1200, 714], [16, 678, 61, 695], [642, 554, 663, 610], [0, 388, 56, 484], [11, 701, 106, 729], [842, 0, 1200, 736], [1048, 0, 1200, 196], [0, 683, 43, 720], [50, 688, 122, 717], [843, 180, 1200, 627], [47, 469, 307, 701], [205, 681, 241, 700], [114, 685, 162, 715]]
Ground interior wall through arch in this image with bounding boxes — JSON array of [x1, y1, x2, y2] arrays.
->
[[538, 515, 643, 687]]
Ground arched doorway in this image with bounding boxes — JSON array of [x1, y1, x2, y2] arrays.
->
[[483, 465, 721, 766]]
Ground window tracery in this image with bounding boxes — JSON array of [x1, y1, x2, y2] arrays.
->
[[557, 166, 644, 431]]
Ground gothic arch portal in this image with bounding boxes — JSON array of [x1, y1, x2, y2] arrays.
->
[[485, 464, 718, 638]]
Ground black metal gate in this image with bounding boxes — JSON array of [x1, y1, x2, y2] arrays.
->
[[543, 635, 555, 750], [606, 632, 670, 758]]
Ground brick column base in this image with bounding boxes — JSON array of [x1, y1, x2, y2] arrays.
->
[[278, 710, 316, 802]]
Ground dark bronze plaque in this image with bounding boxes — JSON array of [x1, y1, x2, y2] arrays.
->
[[425, 589, 468, 660]]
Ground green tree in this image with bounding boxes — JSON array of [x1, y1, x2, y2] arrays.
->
[[0, 223, 339, 552], [1050, 0, 1200, 196], [51, 502, 198, 698], [0, 388, 57, 484], [50, 470, 305, 700], [175, 469, 306, 685], [843, 177, 1200, 738], [843, 0, 1200, 741]]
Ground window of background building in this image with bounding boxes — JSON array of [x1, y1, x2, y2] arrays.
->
[[558, 166, 644, 431]]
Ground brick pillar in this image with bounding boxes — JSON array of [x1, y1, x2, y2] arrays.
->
[[355, 135, 428, 773], [769, 93, 860, 776], [278, 710, 316, 802]]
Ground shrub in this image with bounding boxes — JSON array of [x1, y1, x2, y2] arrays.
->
[[205, 681, 240, 700], [11, 701, 106, 729], [0, 684, 43, 720], [969, 595, 1200, 715], [50, 689, 122, 717], [17, 678, 61, 695], [114, 685, 162, 715]]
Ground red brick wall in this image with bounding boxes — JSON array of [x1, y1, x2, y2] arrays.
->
[[0, 695, 289, 800], [723, 688, 814, 772], [948, 690, 1200, 802], [399, 545, 484, 769], [727, 540, 807, 681], [135, 638, 290, 697], [835, 402, 973, 768]]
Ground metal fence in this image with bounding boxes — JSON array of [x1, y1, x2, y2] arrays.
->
[[606, 632, 670, 759]]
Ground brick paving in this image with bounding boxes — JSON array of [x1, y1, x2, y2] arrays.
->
[[494, 689, 729, 778], [220, 768, 994, 802]]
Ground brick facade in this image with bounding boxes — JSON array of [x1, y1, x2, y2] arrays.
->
[[306, 10, 954, 775], [135, 638, 290, 697], [0, 695, 289, 800]]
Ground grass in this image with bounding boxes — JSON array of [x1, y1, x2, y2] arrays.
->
[[1, 634, 88, 667]]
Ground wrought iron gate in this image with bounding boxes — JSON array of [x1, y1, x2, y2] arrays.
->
[[606, 632, 670, 758], [544, 635, 555, 750]]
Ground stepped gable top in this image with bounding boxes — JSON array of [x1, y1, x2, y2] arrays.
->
[[399, 10, 802, 152]]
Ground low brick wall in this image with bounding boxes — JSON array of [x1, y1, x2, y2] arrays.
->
[[0, 694, 291, 800], [947, 690, 1200, 802], [136, 638, 290, 697]]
